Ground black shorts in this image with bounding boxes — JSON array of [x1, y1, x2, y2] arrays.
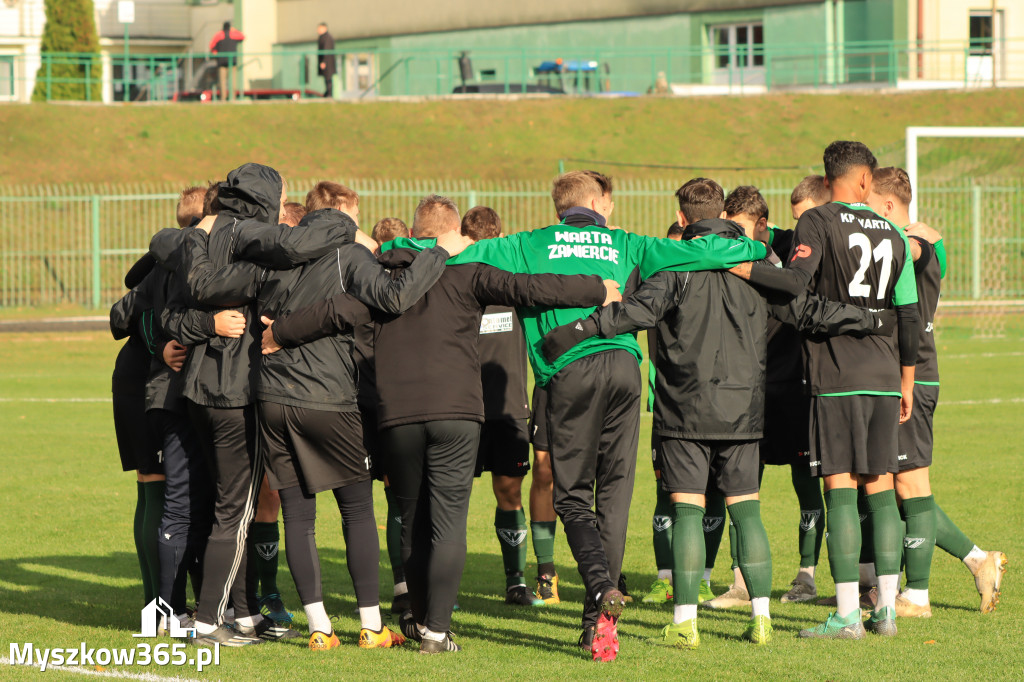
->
[[113, 392, 162, 475], [659, 438, 761, 497], [897, 384, 938, 472], [476, 418, 531, 478], [651, 432, 665, 473], [761, 386, 810, 467], [360, 404, 386, 481], [259, 402, 371, 494], [809, 394, 899, 478], [529, 384, 550, 452]]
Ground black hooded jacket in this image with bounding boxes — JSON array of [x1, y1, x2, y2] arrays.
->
[[147, 163, 358, 408], [593, 218, 880, 440], [271, 246, 608, 430]]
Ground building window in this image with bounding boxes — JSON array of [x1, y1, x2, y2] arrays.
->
[[970, 13, 993, 55], [710, 22, 764, 70]]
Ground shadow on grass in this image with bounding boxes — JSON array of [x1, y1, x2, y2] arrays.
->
[[0, 552, 150, 630]]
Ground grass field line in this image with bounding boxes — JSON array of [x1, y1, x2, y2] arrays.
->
[[0, 657, 198, 681], [941, 350, 1024, 359]]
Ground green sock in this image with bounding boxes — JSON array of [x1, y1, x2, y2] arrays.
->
[[934, 502, 975, 560], [902, 495, 936, 590], [495, 508, 528, 589], [134, 482, 153, 604], [703, 487, 726, 571], [865, 489, 902, 577], [824, 488, 861, 584], [857, 488, 874, 565], [652, 482, 674, 572], [384, 486, 404, 585], [729, 500, 773, 599], [791, 464, 824, 568], [531, 520, 556, 572], [671, 503, 705, 605], [250, 521, 280, 597]]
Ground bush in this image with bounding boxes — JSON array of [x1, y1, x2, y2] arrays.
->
[[32, 0, 102, 102]]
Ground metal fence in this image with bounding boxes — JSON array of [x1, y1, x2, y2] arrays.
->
[[5, 37, 1023, 103], [1, 177, 1021, 308]]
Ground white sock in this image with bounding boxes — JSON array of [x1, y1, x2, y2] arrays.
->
[[902, 587, 929, 606], [394, 581, 409, 597], [358, 606, 382, 632], [835, 581, 860, 619], [702, 568, 712, 582], [965, 546, 987, 563], [877, 574, 899, 611], [798, 566, 815, 582], [304, 602, 331, 634], [672, 603, 697, 624], [751, 597, 770, 618], [235, 614, 262, 629], [195, 620, 217, 635], [658, 569, 673, 582], [422, 629, 445, 642], [858, 562, 877, 587]]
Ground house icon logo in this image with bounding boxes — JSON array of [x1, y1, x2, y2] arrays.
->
[[134, 597, 196, 638]]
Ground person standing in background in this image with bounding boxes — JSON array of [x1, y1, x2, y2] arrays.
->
[[210, 21, 245, 101], [317, 23, 336, 99]]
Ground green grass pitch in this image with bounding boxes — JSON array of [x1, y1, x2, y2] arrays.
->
[[0, 318, 1021, 680]]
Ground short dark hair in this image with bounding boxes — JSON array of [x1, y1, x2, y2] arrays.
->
[[371, 217, 409, 244], [675, 177, 725, 223], [790, 175, 830, 207], [872, 166, 912, 206], [724, 185, 769, 222], [282, 202, 307, 227], [461, 206, 502, 242], [412, 194, 460, 238], [176, 185, 206, 228], [823, 141, 877, 182], [666, 222, 685, 238], [203, 181, 221, 216]]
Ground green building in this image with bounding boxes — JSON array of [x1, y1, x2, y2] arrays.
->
[[269, 0, 908, 96]]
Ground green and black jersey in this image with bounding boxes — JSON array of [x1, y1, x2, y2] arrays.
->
[[788, 202, 917, 396], [385, 221, 766, 386]]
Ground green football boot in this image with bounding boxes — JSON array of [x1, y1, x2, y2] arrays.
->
[[743, 615, 773, 645], [642, 578, 673, 604], [652, 619, 700, 650], [697, 579, 715, 604], [798, 610, 866, 640], [866, 606, 897, 637]]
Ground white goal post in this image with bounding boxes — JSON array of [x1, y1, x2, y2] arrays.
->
[[905, 126, 1024, 223]]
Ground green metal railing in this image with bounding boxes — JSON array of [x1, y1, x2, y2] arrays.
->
[[7, 37, 1021, 102], [1, 177, 1020, 308]]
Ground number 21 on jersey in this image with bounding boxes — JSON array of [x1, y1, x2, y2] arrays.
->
[[848, 233, 893, 299]]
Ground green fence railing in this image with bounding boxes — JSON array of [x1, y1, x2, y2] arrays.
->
[[1, 177, 1021, 309], [6, 37, 1022, 103]]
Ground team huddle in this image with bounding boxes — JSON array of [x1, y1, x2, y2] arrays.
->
[[110, 140, 1008, 661]]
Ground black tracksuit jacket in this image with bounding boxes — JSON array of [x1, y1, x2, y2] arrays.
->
[[272, 246, 608, 430], [594, 218, 880, 440]]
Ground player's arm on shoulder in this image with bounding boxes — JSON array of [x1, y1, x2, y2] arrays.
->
[[471, 264, 607, 309], [638, 233, 766, 280], [343, 243, 446, 315], [233, 209, 357, 269], [182, 228, 264, 306]]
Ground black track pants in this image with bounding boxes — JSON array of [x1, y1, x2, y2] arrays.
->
[[382, 420, 480, 633], [546, 350, 640, 628], [188, 402, 263, 626]]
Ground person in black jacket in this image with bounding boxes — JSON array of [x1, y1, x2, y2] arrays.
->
[[263, 194, 620, 654], [316, 23, 336, 98], [542, 177, 892, 648], [461, 207, 539, 607]]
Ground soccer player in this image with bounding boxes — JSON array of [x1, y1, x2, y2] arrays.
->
[[462, 206, 537, 606], [790, 175, 830, 222], [867, 167, 1008, 616], [264, 194, 618, 654], [446, 170, 768, 660], [731, 141, 920, 639], [371, 217, 410, 245]]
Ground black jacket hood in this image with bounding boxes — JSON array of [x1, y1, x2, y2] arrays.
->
[[218, 163, 282, 224], [682, 218, 746, 241], [377, 246, 419, 269]]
